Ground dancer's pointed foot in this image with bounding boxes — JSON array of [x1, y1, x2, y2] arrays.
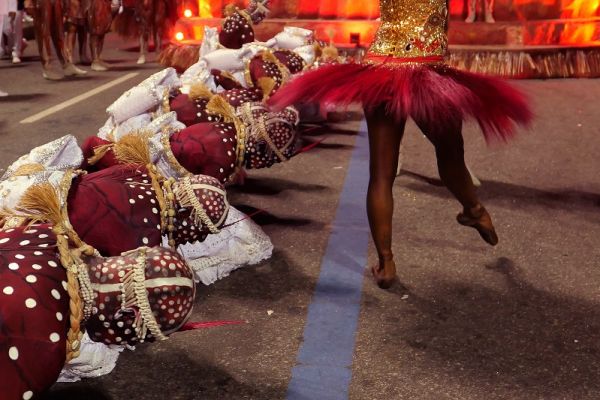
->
[[371, 256, 397, 289], [457, 204, 498, 246], [137, 54, 146, 65]]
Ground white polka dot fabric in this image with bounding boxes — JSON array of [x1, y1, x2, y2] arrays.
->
[[0, 224, 70, 399], [85, 247, 195, 346]]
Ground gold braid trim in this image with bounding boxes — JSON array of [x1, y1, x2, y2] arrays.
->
[[160, 131, 189, 178], [161, 87, 171, 114], [15, 170, 95, 362], [243, 58, 253, 88], [238, 103, 287, 163], [146, 164, 177, 250], [172, 176, 220, 234], [121, 247, 167, 342], [256, 114, 288, 162]]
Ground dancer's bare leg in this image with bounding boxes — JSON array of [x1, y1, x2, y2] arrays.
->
[[415, 117, 498, 245], [365, 105, 406, 289]]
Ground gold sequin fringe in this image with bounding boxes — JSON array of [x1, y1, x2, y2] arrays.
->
[[448, 48, 600, 79]]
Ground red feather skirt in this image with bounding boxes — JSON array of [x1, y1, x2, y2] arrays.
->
[[269, 61, 533, 142]]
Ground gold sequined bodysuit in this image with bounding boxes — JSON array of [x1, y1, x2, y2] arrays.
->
[[368, 0, 448, 60]]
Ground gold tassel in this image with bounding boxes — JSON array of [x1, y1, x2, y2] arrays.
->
[[188, 83, 214, 101], [322, 45, 339, 61], [224, 4, 237, 16], [11, 163, 46, 177], [17, 183, 64, 227], [206, 95, 236, 123], [257, 77, 277, 100], [113, 133, 152, 166], [261, 51, 278, 64], [87, 144, 114, 165]]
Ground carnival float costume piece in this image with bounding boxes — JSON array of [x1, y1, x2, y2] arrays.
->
[[0, 224, 196, 399], [270, 0, 532, 289]]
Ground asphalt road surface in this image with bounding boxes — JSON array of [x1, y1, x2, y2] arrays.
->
[[1, 35, 600, 400]]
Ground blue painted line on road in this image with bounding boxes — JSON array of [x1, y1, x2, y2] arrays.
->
[[286, 120, 371, 400]]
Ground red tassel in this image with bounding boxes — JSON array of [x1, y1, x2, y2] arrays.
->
[[180, 320, 247, 331]]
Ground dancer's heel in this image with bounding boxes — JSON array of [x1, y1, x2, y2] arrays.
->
[[371, 256, 397, 289], [457, 204, 499, 246]]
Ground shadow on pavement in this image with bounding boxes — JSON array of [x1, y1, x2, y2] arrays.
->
[[198, 249, 315, 303], [231, 176, 329, 196], [0, 93, 48, 103], [380, 257, 600, 398], [402, 169, 600, 217], [233, 204, 323, 231], [46, 349, 287, 400], [40, 387, 111, 400]]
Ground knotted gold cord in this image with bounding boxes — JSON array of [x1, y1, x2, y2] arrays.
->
[[239, 103, 287, 163]]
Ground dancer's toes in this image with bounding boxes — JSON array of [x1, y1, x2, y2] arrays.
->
[[457, 205, 499, 246], [371, 258, 397, 289]]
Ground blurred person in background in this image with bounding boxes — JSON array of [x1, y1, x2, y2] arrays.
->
[[24, 0, 86, 79]]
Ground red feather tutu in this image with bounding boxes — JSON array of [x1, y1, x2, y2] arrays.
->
[[269, 62, 533, 142]]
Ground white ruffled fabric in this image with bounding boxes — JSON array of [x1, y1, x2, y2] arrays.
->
[[107, 68, 181, 124], [97, 113, 153, 140], [1, 135, 83, 180], [58, 333, 126, 382], [174, 207, 273, 285]]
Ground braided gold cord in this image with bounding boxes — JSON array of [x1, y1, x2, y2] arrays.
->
[[160, 131, 189, 178], [181, 176, 220, 234], [256, 114, 288, 162]]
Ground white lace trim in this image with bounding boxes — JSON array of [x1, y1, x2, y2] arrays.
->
[[174, 207, 273, 285], [57, 333, 128, 382]]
